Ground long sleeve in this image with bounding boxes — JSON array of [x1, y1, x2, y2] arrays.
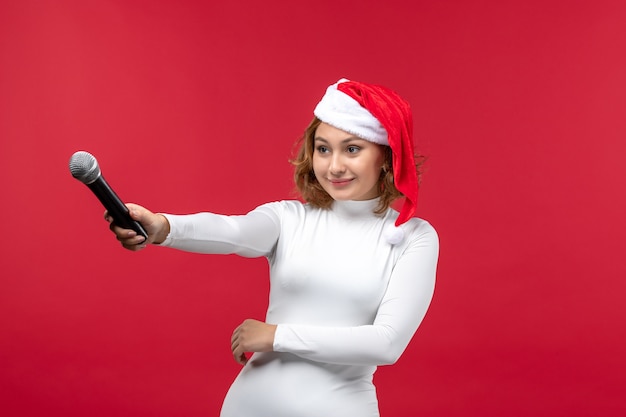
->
[[272, 221, 439, 366], [159, 204, 281, 258]]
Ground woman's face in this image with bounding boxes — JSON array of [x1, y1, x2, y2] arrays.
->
[[312, 122, 385, 201]]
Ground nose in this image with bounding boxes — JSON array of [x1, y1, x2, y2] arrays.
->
[[329, 153, 346, 175]]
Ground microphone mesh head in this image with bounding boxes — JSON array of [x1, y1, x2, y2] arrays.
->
[[69, 151, 101, 184]]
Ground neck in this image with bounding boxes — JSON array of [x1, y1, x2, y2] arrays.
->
[[331, 198, 380, 219]]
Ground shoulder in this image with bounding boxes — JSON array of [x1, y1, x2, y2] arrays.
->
[[385, 206, 438, 242], [401, 217, 439, 248], [405, 217, 437, 235], [250, 200, 312, 219]]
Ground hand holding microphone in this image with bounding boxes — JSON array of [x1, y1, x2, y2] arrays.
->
[[69, 151, 169, 250], [105, 202, 170, 250]]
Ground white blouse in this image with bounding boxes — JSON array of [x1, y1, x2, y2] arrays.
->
[[161, 198, 439, 417]]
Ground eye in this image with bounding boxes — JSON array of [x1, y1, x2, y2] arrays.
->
[[346, 145, 360, 154], [316, 145, 330, 154]]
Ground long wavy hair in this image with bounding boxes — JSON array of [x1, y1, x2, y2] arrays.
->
[[290, 117, 425, 215]]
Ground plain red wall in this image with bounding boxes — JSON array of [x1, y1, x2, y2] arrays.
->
[[1, 0, 625, 416]]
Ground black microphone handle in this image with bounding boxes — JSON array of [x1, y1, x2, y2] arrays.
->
[[87, 176, 149, 240]]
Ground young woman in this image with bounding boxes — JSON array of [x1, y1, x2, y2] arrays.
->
[[106, 78, 439, 417]]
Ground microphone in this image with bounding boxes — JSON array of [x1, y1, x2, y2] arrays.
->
[[69, 151, 148, 240]]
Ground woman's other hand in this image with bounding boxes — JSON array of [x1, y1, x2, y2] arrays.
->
[[231, 319, 277, 365]]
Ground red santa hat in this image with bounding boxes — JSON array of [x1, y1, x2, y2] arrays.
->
[[314, 78, 418, 244]]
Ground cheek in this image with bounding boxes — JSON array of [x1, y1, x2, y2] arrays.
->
[[361, 154, 385, 183], [311, 155, 324, 180], [371, 151, 385, 176], [364, 165, 382, 183], [312, 154, 324, 173], [360, 154, 384, 177]]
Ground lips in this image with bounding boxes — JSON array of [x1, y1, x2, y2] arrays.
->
[[328, 178, 354, 186]]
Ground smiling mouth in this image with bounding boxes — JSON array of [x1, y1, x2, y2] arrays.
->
[[328, 178, 354, 186]]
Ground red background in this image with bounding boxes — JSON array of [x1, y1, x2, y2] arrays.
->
[[1, 1, 625, 416]]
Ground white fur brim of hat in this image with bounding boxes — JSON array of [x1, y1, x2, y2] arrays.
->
[[314, 78, 389, 145]]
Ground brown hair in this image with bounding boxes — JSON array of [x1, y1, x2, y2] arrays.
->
[[290, 117, 425, 215]]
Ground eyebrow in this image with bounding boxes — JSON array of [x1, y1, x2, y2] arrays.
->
[[314, 137, 367, 144]]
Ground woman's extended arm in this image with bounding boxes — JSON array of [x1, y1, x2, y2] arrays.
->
[[106, 203, 281, 258]]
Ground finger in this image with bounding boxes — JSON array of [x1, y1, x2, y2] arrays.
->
[[111, 229, 146, 251], [122, 243, 146, 252], [120, 234, 146, 246], [125, 203, 151, 225], [231, 340, 242, 364], [231, 336, 238, 352], [231, 321, 245, 341], [231, 326, 249, 365], [231, 328, 244, 353], [125, 208, 139, 223], [109, 221, 146, 243], [232, 346, 248, 365], [109, 221, 134, 236]]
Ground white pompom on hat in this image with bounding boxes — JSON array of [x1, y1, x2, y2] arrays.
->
[[313, 78, 419, 245]]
